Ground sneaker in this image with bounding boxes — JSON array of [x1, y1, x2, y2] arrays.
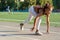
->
[[35, 30, 43, 35], [20, 23, 24, 30], [35, 31, 43, 35]]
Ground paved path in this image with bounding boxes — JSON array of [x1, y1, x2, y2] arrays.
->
[[0, 22, 60, 40]]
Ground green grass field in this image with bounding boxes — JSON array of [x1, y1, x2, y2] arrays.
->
[[0, 12, 60, 27]]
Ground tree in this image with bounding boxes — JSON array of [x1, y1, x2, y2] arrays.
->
[[0, 0, 7, 11], [0, 0, 2, 11], [7, 0, 16, 10], [0, 0, 16, 11], [56, 0, 60, 9], [40, 0, 53, 6], [29, 0, 36, 6]]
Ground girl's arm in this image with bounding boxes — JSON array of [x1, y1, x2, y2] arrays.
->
[[46, 14, 50, 33]]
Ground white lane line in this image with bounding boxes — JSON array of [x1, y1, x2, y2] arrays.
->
[[0, 25, 60, 40], [0, 25, 17, 29], [19, 36, 39, 40], [43, 22, 60, 24], [50, 31, 60, 35], [0, 25, 60, 35], [0, 25, 19, 30], [0, 33, 39, 40], [0, 25, 39, 40]]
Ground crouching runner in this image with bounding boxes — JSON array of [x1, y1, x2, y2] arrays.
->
[[20, 1, 53, 35]]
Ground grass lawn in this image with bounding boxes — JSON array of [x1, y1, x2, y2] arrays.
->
[[0, 12, 60, 27]]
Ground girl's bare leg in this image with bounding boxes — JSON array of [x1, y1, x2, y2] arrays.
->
[[20, 13, 33, 30]]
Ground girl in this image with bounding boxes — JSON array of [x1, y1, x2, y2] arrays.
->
[[20, 1, 53, 35]]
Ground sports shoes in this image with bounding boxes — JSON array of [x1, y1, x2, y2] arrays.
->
[[35, 30, 43, 35], [20, 23, 24, 30]]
